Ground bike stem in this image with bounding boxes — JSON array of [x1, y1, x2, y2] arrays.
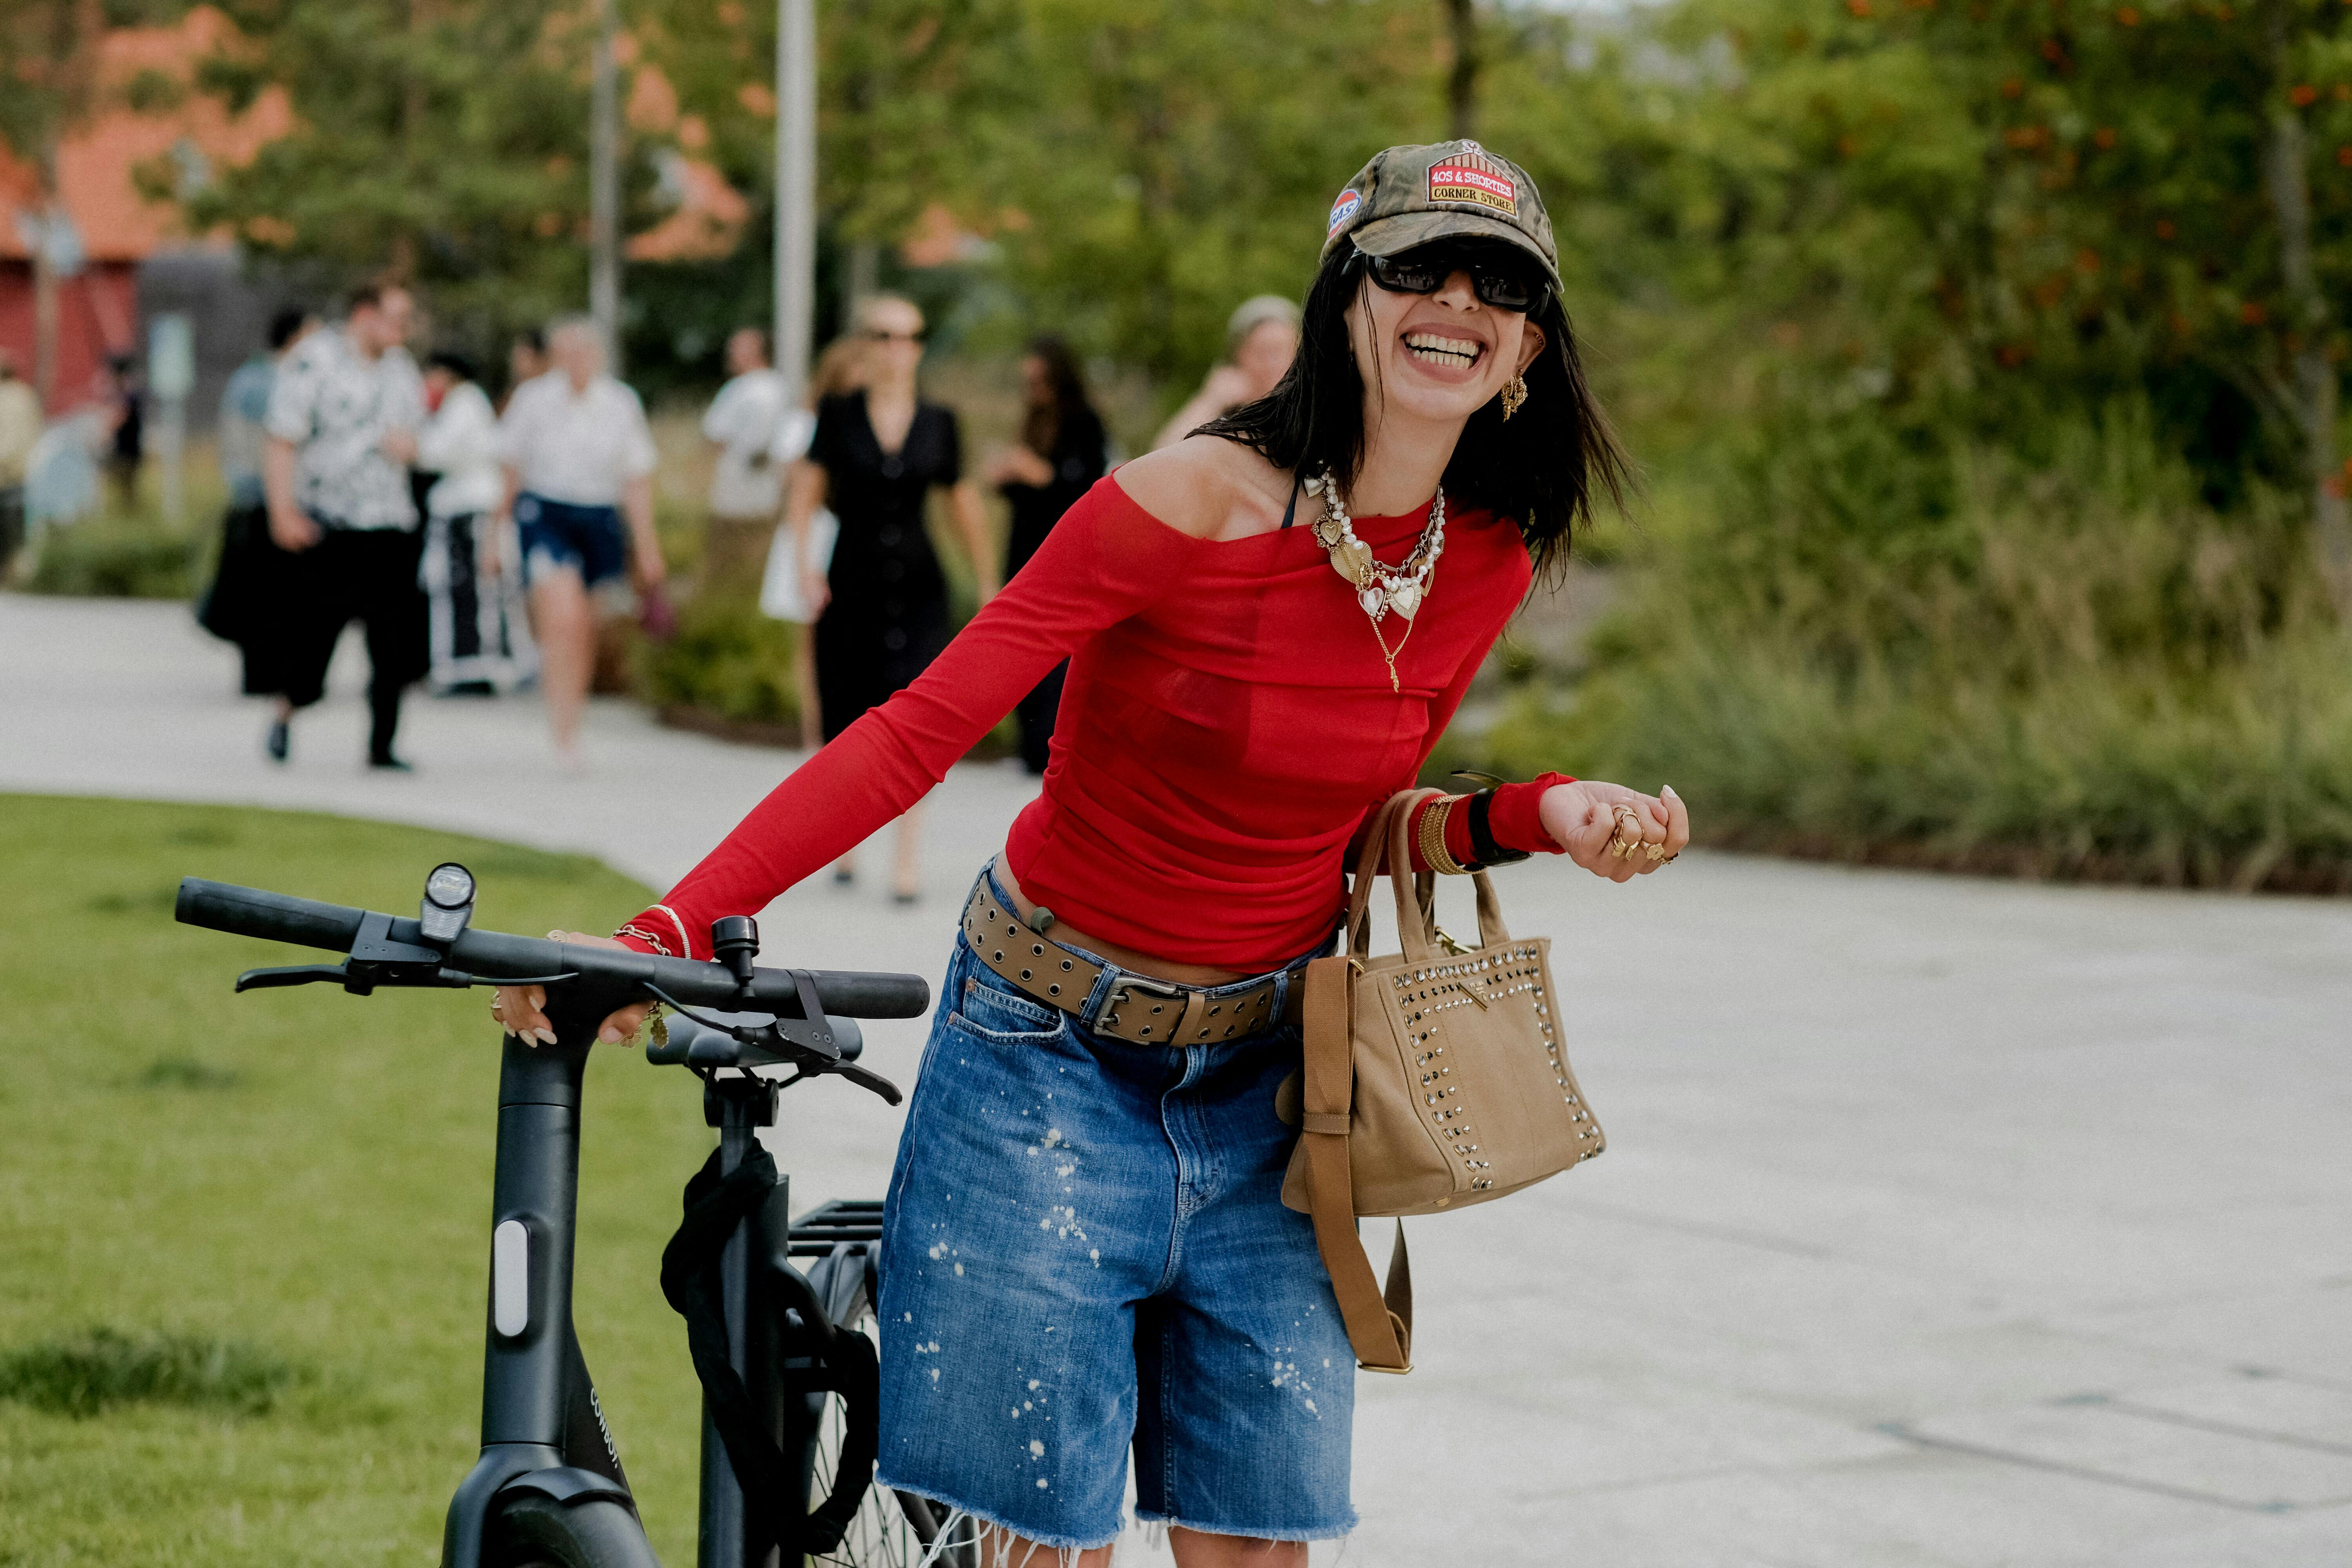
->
[[699, 1072, 781, 1568], [481, 1030, 592, 1445]]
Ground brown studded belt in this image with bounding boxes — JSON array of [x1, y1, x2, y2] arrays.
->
[[961, 880, 1305, 1048]]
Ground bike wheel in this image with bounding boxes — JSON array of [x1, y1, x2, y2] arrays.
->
[[806, 1279, 976, 1568], [482, 1492, 661, 1568]]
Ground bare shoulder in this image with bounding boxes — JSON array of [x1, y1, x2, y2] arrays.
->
[[1113, 435, 1294, 542]]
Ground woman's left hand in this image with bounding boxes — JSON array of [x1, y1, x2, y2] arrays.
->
[[492, 932, 658, 1047], [1539, 780, 1690, 882]]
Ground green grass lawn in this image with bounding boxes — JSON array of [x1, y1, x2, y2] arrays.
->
[[0, 797, 718, 1566]]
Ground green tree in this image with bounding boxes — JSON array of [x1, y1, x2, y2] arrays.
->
[[185, 0, 614, 345]]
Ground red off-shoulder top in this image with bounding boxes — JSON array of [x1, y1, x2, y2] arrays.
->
[[620, 474, 1567, 971]]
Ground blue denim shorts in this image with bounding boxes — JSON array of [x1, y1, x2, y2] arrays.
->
[[875, 868, 1356, 1550], [514, 492, 626, 589]]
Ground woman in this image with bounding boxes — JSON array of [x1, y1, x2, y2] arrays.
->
[[501, 141, 1688, 1564], [757, 335, 872, 750], [197, 307, 313, 748], [984, 335, 1108, 773], [788, 292, 998, 900], [416, 351, 531, 695], [498, 317, 666, 771], [1150, 294, 1300, 451]]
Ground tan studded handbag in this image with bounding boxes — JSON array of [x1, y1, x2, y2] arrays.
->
[[1280, 787, 1606, 1372]]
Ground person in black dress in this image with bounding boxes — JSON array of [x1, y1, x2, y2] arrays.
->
[[984, 335, 1107, 774], [787, 293, 998, 902]]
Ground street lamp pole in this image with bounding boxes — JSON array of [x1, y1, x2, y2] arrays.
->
[[590, 0, 621, 369], [775, 0, 815, 403]]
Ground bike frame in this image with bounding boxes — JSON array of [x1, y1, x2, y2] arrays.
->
[[438, 1022, 849, 1568]]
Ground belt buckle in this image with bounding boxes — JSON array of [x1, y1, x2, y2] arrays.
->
[[1093, 973, 1188, 1043]]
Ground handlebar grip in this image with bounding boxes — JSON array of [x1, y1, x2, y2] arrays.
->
[[176, 878, 366, 951]]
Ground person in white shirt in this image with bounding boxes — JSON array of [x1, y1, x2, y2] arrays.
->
[[499, 316, 665, 768], [700, 325, 787, 587], [417, 351, 533, 695], [260, 283, 430, 769]]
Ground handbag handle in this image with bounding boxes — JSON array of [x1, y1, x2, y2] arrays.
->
[[1340, 790, 1420, 959], [1375, 790, 1514, 963]]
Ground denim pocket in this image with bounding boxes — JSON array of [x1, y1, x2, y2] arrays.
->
[[949, 964, 1069, 1044]]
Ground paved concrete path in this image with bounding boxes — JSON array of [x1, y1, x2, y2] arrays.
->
[[6, 592, 2349, 1567]]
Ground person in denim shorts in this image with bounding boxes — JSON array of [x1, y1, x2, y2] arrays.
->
[[506, 141, 1691, 1564], [498, 316, 666, 770]]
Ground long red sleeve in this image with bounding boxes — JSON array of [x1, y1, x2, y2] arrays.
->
[[625, 474, 1549, 970]]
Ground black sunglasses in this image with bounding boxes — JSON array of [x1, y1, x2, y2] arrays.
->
[[1359, 245, 1550, 314]]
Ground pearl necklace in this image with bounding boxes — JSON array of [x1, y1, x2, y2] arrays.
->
[[1306, 469, 1446, 691]]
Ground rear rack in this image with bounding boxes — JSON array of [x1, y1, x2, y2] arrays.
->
[[788, 1197, 885, 1256]]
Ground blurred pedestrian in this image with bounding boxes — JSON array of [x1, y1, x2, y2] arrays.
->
[[260, 283, 430, 769], [757, 334, 870, 749], [1151, 295, 1301, 450], [789, 293, 998, 900], [0, 348, 39, 577], [984, 335, 1107, 773], [197, 307, 314, 692], [417, 350, 532, 695], [499, 316, 665, 771], [105, 354, 145, 512], [502, 328, 546, 414], [700, 325, 788, 589]]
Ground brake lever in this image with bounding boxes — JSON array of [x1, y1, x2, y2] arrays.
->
[[828, 1060, 904, 1106], [235, 963, 357, 993]]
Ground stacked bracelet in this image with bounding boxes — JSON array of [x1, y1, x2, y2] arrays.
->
[[1418, 794, 1472, 875]]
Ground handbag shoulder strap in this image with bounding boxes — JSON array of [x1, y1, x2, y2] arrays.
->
[[1297, 953, 1413, 1372]]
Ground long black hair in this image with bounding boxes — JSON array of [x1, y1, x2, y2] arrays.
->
[[1196, 242, 1629, 577], [1020, 334, 1097, 459]]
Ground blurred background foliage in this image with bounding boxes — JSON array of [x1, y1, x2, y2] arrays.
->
[[13, 0, 2352, 886]]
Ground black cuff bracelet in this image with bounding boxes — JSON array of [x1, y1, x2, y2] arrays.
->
[[1465, 788, 1532, 868]]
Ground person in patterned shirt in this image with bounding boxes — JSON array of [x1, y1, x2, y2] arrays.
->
[[260, 283, 430, 769]]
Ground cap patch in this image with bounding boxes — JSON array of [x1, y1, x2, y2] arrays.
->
[[1327, 188, 1363, 240], [1427, 150, 1517, 218]]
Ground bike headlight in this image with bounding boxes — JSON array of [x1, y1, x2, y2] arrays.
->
[[420, 862, 475, 943]]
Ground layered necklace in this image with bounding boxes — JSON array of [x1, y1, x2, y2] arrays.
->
[[1305, 468, 1447, 692]]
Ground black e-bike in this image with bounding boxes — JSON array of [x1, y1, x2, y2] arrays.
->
[[175, 863, 977, 1568]]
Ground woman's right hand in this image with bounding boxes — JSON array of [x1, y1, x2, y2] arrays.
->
[[268, 505, 321, 552], [800, 568, 831, 618], [493, 931, 659, 1047]]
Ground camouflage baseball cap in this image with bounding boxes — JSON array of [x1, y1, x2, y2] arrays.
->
[[1321, 140, 1559, 292]]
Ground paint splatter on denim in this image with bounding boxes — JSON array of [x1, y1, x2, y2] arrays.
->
[[874, 875, 1356, 1551]]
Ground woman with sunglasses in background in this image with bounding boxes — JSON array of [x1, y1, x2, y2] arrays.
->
[[786, 292, 998, 902], [503, 142, 1688, 1565]]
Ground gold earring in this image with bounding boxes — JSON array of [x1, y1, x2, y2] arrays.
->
[[1500, 375, 1527, 421]]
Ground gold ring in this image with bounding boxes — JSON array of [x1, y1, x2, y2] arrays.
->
[[1644, 841, 1667, 862], [1609, 806, 1642, 858]]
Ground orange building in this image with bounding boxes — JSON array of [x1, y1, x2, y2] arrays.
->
[[0, 7, 291, 414]]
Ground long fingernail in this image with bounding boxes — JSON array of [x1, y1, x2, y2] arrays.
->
[[534, 1027, 558, 1045], [1662, 784, 1680, 798]]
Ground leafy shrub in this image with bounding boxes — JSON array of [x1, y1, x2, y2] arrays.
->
[[0, 1327, 306, 1417], [1486, 408, 2352, 890], [23, 520, 199, 598], [639, 593, 802, 730]]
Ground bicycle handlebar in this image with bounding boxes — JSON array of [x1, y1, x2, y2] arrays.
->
[[174, 877, 931, 1019]]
